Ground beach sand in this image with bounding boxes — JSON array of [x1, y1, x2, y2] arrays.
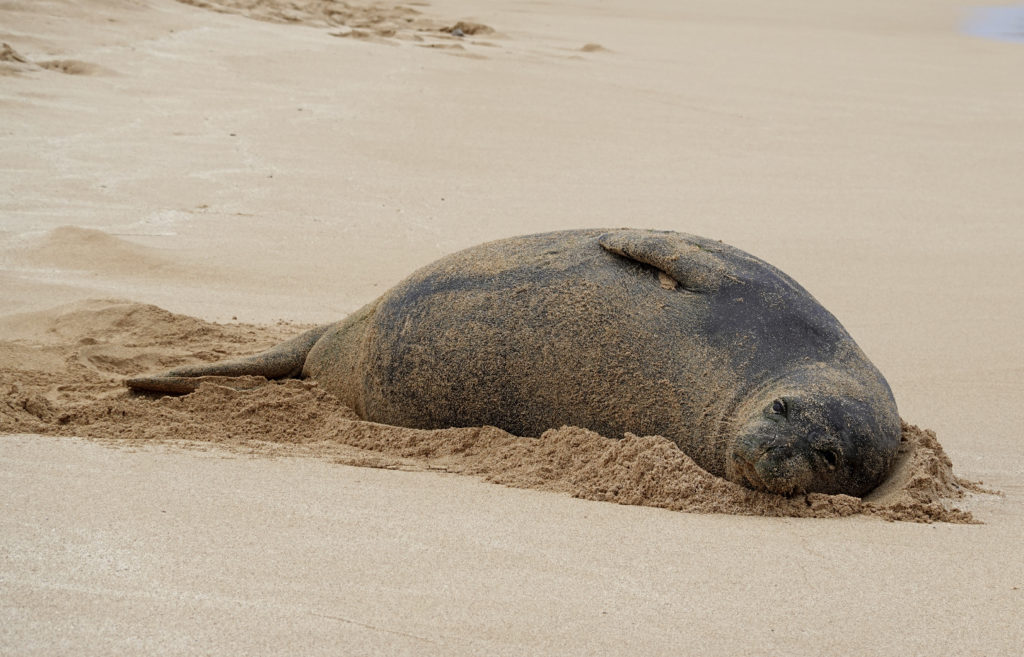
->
[[1, 0, 1022, 654]]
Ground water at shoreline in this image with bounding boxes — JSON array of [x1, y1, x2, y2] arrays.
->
[[965, 5, 1024, 42]]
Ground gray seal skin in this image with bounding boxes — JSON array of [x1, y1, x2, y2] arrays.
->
[[127, 229, 901, 497]]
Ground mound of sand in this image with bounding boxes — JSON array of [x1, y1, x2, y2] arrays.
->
[[0, 300, 986, 522], [16, 226, 177, 277], [11, 226, 226, 283]]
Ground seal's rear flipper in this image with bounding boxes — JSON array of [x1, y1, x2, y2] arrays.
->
[[125, 324, 330, 395], [123, 374, 272, 395]]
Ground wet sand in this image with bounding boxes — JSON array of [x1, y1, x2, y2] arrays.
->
[[2, 0, 1023, 654]]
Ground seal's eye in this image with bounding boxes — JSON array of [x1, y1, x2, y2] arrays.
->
[[771, 399, 787, 416]]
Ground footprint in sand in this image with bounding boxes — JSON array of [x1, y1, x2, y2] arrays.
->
[[1, 42, 108, 76], [37, 59, 108, 76], [442, 21, 496, 37]]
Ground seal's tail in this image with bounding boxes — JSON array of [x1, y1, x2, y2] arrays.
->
[[124, 324, 330, 395]]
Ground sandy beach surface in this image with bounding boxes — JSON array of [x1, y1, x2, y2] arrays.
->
[[2, 0, 1022, 654]]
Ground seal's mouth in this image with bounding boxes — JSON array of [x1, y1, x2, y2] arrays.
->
[[731, 453, 765, 490], [729, 443, 811, 496]]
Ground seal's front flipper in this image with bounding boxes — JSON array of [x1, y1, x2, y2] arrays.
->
[[598, 229, 734, 293], [125, 324, 330, 395]]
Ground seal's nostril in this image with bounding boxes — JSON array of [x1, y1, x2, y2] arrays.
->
[[817, 448, 838, 470]]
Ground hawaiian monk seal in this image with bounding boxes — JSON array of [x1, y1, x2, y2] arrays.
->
[[127, 229, 901, 497]]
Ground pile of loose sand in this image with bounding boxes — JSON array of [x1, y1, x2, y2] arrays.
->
[[175, 0, 495, 46], [0, 299, 985, 522]]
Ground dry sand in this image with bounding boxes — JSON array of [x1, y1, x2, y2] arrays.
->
[[1, 0, 1022, 655]]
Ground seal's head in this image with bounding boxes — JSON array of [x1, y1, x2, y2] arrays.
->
[[727, 377, 901, 497]]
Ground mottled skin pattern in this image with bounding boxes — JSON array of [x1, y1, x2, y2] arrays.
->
[[127, 229, 901, 496]]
